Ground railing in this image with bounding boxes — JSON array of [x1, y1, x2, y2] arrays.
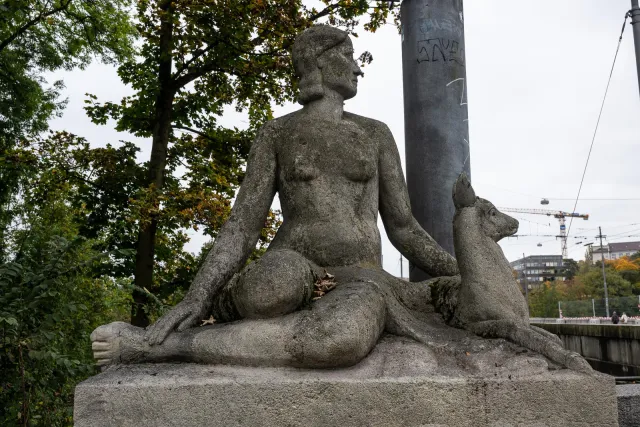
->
[[558, 296, 640, 318], [531, 317, 640, 325]]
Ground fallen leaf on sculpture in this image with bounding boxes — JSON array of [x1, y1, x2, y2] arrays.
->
[[312, 270, 338, 301], [200, 315, 216, 326]]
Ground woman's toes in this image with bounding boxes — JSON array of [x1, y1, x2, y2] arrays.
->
[[92, 341, 112, 351]]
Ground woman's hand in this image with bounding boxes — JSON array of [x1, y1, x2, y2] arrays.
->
[[144, 297, 209, 346]]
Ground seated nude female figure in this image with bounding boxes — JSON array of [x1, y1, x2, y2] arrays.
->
[[91, 25, 461, 368]]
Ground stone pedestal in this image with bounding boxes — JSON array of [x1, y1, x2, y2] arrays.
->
[[75, 336, 618, 427], [618, 384, 640, 427]]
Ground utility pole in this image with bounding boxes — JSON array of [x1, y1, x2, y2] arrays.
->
[[631, 0, 640, 96], [558, 301, 562, 319], [401, 0, 470, 281], [597, 226, 610, 317], [522, 253, 529, 306]]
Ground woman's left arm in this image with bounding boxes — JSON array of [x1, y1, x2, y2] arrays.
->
[[376, 122, 459, 277]]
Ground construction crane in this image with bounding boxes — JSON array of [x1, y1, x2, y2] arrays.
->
[[498, 208, 589, 259]]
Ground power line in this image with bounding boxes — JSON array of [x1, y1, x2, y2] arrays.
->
[[502, 238, 557, 246], [606, 227, 640, 239], [606, 235, 640, 243], [547, 198, 640, 201], [513, 216, 553, 228], [566, 13, 629, 240], [487, 185, 640, 202], [575, 222, 640, 232], [508, 234, 589, 238]]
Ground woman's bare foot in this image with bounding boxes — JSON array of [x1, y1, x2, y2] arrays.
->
[[91, 322, 149, 367]]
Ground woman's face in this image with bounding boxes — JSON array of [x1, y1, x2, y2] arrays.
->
[[318, 39, 362, 100]]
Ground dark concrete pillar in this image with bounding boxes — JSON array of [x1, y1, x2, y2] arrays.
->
[[631, 0, 640, 97], [401, 0, 471, 281]]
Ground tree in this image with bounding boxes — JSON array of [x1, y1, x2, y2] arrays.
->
[[0, 138, 133, 425], [610, 257, 640, 272], [5, 124, 284, 324], [85, 0, 399, 326], [561, 258, 579, 280], [581, 269, 633, 298], [528, 281, 565, 318], [0, 0, 137, 265], [0, 0, 135, 144], [608, 256, 640, 286]]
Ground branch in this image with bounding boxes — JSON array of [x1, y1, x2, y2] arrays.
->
[[172, 63, 225, 89], [0, 0, 73, 52], [309, 2, 343, 21], [173, 125, 216, 142], [308, 1, 399, 22], [174, 41, 220, 78]]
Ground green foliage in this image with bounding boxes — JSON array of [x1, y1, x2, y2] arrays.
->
[[528, 258, 640, 318], [0, 127, 137, 424], [0, 0, 136, 144], [580, 269, 634, 298], [0, 180, 132, 425], [84, 0, 396, 137], [0, 0, 137, 268], [528, 281, 563, 318], [561, 258, 579, 280], [0, 237, 133, 425]]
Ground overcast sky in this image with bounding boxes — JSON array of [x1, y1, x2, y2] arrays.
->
[[49, 0, 640, 277]]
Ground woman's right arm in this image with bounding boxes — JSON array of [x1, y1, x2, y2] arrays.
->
[[144, 122, 279, 345]]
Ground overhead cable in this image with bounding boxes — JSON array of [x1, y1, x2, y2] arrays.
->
[[566, 12, 630, 240]]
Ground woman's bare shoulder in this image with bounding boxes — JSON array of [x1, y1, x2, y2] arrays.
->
[[343, 112, 393, 139]]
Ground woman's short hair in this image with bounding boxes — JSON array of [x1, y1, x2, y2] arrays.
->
[[292, 25, 349, 105]]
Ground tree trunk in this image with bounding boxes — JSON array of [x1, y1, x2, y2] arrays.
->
[[131, 0, 175, 327]]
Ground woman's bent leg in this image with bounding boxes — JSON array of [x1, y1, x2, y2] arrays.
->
[[212, 249, 318, 322], [93, 281, 386, 368]]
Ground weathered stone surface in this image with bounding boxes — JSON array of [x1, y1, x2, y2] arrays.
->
[[448, 174, 592, 373], [82, 24, 614, 427], [92, 25, 461, 371], [75, 336, 618, 427], [617, 384, 640, 427]]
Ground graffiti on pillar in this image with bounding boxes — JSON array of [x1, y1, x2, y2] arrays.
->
[[446, 77, 470, 170], [418, 18, 463, 38], [446, 77, 467, 107], [417, 38, 465, 66]]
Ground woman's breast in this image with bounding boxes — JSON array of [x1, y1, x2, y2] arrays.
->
[[283, 154, 320, 182], [340, 153, 376, 182]]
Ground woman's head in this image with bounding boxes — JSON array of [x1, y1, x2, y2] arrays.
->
[[292, 25, 362, 104]]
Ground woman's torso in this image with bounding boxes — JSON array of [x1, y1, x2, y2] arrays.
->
[[268, 111, 382, 268]]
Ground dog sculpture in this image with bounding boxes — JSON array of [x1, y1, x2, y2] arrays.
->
[[451, 173, 592, 373]]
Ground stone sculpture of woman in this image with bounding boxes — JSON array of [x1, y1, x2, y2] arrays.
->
[[90, 25, 467, 368]]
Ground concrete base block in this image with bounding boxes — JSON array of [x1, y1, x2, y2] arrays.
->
[[75, 337, 619, 427], [617, 384, 640, 427]]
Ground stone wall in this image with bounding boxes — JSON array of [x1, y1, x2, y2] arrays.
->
[[533, 323, 640, 376]]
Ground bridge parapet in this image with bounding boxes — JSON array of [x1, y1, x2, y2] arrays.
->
[[531, 317, 640, 325], [532, 322, 640, 376]]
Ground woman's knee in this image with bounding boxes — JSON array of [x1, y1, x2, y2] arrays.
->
[[296, 283, 386, 367], [234, 249, 316, 319]]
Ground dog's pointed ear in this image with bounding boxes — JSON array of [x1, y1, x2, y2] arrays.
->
[[452, 173, 476, 209]]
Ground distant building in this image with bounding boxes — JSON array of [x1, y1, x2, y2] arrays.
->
[[510, 255, 567, 292], [591, 241, 640, 263]]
